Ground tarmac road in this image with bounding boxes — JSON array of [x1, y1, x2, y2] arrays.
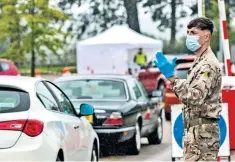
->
[[100, 112, 172, 161]]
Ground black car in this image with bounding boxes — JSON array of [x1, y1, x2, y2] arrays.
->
[[54, 74, 163, 155]]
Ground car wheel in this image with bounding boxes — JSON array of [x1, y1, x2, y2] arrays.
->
[[91, 143, 98, 162], [165, 111, 171, 121], [158, 82, 165, 90], [147, 116, 163, 144], [56, 156, 62, 162], [127, 123, 141, 155]]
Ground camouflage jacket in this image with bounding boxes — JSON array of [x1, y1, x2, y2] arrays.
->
[[171, 48, 222, 129]]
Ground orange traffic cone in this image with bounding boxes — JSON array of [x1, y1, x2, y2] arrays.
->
[[36, 70, 41, 77], [63, 67, 71, 76]]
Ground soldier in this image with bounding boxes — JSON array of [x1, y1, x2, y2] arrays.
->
[[154, 17, 222, 161]]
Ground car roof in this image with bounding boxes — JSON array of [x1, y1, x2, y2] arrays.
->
[[54, 74, 136, 82], [0, 76, 45, 92], [175, 62, 193, 70], [151, 54, 195, 60], [0, 59, 12, 63]]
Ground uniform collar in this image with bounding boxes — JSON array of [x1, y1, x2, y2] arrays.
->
[[195, 47, 212, 63]]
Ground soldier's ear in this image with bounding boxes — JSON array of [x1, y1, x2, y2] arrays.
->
[[205, 31, 211, 41]]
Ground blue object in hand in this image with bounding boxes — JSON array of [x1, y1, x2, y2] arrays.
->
[[153, 52, 177, 78]]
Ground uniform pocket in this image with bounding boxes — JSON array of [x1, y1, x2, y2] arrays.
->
[[198, 123, 220, 151]]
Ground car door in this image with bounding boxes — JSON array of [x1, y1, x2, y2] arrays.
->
[[136, 80, 157, 129], [44, 81, 87, 161], [36, 81, 74, 161], [129, 78, 150, 135]]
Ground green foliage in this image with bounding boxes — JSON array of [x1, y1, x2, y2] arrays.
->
[[0, 0, 69, 65], [58, 0, 126, 39], [19, 65, 77, 74], [142, 0, 188, 32], [162, 36, 192, 54]]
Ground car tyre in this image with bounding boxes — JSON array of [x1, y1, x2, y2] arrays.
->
[[165, 111, 171, 121], [158, 82, 165, 90], [127, 123, 141, 155], [56, 155, 62, 162], [147, 116, 163, 144], [91, 143, 98, 162]]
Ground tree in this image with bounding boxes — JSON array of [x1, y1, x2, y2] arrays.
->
[[123, 0, 140, 33], [142, 0, 188, 48], [58, 0, 141, 39], [0, 0, 25, 63], [0, 0, 68, 76]]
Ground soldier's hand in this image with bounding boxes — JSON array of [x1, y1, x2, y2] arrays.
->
[[153, 52, 176, 78]]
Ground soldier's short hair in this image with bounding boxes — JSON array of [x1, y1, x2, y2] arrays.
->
[[187, 17, 214, 34]]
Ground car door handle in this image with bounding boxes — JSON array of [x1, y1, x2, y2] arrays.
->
[[74, 126, 79, 129]]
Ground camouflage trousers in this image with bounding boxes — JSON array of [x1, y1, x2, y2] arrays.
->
[[183, 123, 220, 162]]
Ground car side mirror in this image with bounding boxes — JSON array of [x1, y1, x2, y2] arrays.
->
[[79, 103, 94, 123], [80, 103, 94, 116], [151, 90, 162, 97]]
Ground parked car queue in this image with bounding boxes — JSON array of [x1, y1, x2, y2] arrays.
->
[[0, 74, 164, 161], [54, 74, 164, 155]]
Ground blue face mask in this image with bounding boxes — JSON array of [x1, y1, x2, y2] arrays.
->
[[186, 35, 201, 52]]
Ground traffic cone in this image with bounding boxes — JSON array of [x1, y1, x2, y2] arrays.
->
[[62, 67, 71, 76], [36, 70, 41, 77]]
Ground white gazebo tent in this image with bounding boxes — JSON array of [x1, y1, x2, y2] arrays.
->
[[76, 25, 163, 74]]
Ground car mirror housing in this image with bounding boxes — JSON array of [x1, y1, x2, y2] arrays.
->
[[80, 103, 94, 116], [79, 104, 94, 123]]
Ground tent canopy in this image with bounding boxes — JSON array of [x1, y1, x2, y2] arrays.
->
[[78, 25, 163, 49], [76, 25, 163, 74]]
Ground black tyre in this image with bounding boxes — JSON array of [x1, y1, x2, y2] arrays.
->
[[147, 116, 163, 144], [127, 123, 141, 155], [165, 111, 171, 121], [158, 82, 165, 90], [91, 143, 98, 162], [56, 155, 62, 162]]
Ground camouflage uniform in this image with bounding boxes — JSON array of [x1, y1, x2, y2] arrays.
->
[[171, 48, 222, 161]]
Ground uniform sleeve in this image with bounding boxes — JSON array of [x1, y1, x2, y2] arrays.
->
[[171, 64, 217, 106]]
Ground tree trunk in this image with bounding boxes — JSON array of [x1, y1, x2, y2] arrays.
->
[[170, 0, 176, 47], [31, 0, 35, 77], [225, 0, 230, 30], [123, 0, 140, 33]]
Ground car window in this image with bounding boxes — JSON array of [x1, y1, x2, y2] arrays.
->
[[133, 84, 142, 99], [0, 87, 30, 113], [45, 82, 75, 116], [56, 79, 127, 100], [175, 69, 189, 79], [36, 82, 60, 112], [136, 80, 149, 99], [0, 62, 10, 72]]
